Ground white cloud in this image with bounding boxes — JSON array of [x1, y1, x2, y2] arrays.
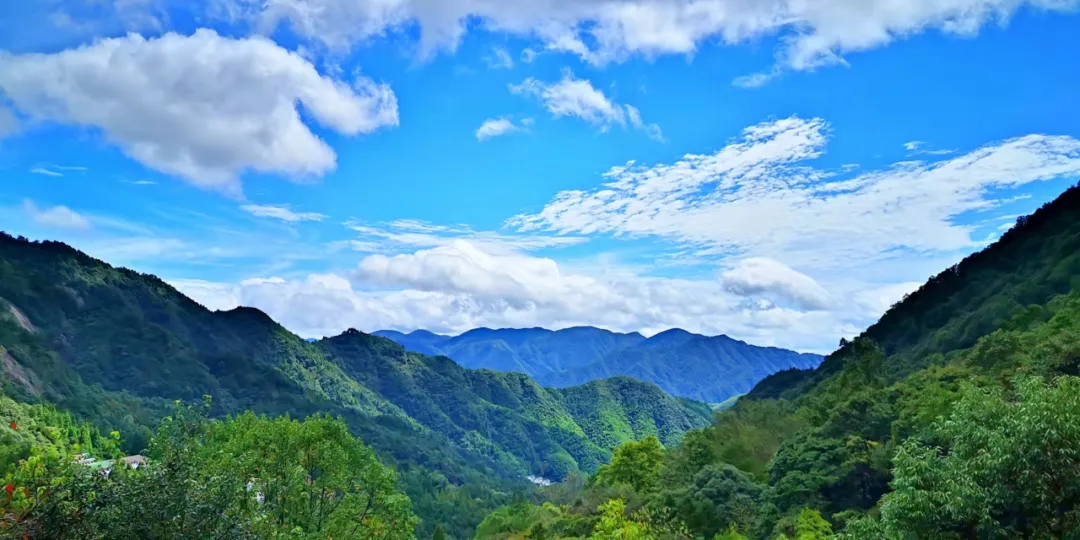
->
[[721, 257, 832, 311], [511, 70, 660, 137], [906, 140, 957, 156], [355, 240, 598, 307], [509, 116, 1080, 271], [733, 71, 778, 89], [852, 281, 924, 317], [625, 104, 663, 141], [0, 106, 18, 139], [29, 165, 86, 177], [30, 167, 63, 177], [220, 0, 1078, 74], [241, 204, 328, 222], [169, 240, 864, 352], [520, 48, 539, 63], [475, 117, 523, 141], [0, 29, 399, 197], [345, 219, 588, 255], [168, 279, 244, 312], [23, 200, 92, 230], [484, 47, 514, 69]]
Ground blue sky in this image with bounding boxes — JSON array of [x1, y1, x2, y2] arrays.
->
[[1, 0, 1079, 353]]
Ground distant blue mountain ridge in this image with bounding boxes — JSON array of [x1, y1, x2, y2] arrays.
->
[[373, 326, 823, 403]]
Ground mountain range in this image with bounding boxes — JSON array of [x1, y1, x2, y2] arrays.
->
[[374, 326, 823, 403], [0, 232, 711, 535]]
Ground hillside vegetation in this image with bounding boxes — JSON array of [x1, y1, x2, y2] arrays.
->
[[471, 183, 1080, 538], [376, 327, 822, 404], [0, 232, 710, 538]]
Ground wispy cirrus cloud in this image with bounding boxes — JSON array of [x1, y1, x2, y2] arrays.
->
[[483, 46, 514, 69], [241, 204, 328, 223], [509, 116, 1080, 271], [341, 218, 588, 255], [511, 70, 661, 139], [904, 140, 957, 156], [30, 167, 63, 177]]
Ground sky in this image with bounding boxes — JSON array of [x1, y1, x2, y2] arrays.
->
[[1, 1, 1079, 354]]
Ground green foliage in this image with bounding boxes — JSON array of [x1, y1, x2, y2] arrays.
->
[[793, 508, 834, 539], [654, 463, 761, 539], [2, 397, 417, 539], [860, 376, 1080, 538], [590, 498, 651, 540], [592, 436, 663, 493], [714, 524, 749, 539]]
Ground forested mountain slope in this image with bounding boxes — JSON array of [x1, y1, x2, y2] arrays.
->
[[0, 232, 711, 537], [549, 332, 822, 402], [374, 327, 648, 376], [376, 326, 822, 403], [750, 180, 1080, 402], [474, 182, 1080, 539]]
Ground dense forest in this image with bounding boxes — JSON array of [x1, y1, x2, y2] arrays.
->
[[376, 328, 822, 404], [3, 180, 1080, 538]]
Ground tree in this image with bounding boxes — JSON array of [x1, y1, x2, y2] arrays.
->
[[431, 524, 448, 540], [794, 508, 834, 539], [866, 376, 1080, 538], [714, 524, 749, 540], [2, 398, 418, 539], [593, 436, 664, 493], [590, 498, 649, 540], [656, 464, 761, 538]]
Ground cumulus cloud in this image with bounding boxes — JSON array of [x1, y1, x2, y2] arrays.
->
[[23, 200, 92, 230], [721, 257, 832, 311], [219, 0, 1077, 74], [241, 204, 327, 222], [170, 240, 866, 352], [476, 117, 525, 141], [509, 116, 1080, 270], [355, 240, 599, 308], [511, 70, 661, 137], [0, 29, 399, 197]]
